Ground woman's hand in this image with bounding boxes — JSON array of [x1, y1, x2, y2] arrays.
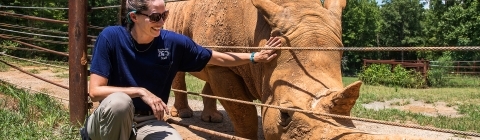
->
[[253, 36, 282, 63], [139, 88, 169, 120]]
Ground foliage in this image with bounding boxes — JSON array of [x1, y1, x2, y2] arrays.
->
[[427, 52, 454, 87], [0, 81, 79, 139], [343, 76, 480, 133], [392, 65, 426, 88], [420, 0, 480, 61], [352, 103, 480, 133], [359, 64, 425, 88], [0, 0, 120, 62], [0, 61, 8, 72], [342, 0, 382, 75], [358, 64, 392, 85], [377, 0, 426, 62], [340, 0, 479, 74], [0, 0, 479, 75]]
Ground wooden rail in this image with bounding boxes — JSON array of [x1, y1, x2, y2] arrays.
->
[[363, 59, 480, 80], [363, 59, 430, 80]]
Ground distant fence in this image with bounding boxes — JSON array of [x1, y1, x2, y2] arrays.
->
[[362, 59, 480, 80], [363, 59, 430, 80], [430, 61, 480, 75]]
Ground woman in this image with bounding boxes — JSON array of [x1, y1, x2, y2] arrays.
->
[[83, 0, 282, 139]]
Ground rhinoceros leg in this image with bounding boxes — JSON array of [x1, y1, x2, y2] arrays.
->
[[171, 72, 194, 118], [171, 71, 224, 123], [207, 66, 258, 139], [200, 82, 224, 123]]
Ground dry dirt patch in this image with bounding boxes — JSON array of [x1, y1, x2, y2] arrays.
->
[[362, 98, 463, 117]]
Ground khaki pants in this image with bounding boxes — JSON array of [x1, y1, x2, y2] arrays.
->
[[86, 92, 182, 140]]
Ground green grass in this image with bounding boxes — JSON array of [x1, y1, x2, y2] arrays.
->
[[51, 68, 67, 73], [0, 56, 13, 72], [185, 73, 206, 93], [351, 103, 480, 133], [1, 67, 478, 139], [179, 76, 480, 133], [0, 81, 79, 139], [0, 61, 8, 72], [342, 77, 480, 105], [55, 72, 69, 79], [29, 69, 40, 74], [1, 55, 68, 71], [446, 75, 480, 87], [343, 76, 480, 133], [169, 73, 206, 101]]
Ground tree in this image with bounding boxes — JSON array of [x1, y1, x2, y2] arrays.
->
[[0, 0, 121, 61], [378, 0, 426, 61], [341, 0, 382, 75], [422, 0, 480, 60]]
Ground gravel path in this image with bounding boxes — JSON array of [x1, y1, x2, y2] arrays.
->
[[0, 65, 478, 140]]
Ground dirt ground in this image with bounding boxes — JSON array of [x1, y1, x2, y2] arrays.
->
[[0, 65, 479, 140]]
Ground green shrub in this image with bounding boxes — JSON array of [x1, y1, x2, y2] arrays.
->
[[391, 65, 426, 88], [427, 52, 454, 87], [359, 64, 425, 88], [358, 64, 393, 85]]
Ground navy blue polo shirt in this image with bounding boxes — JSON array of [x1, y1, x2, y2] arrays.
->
[[90, 26, 212, 111]]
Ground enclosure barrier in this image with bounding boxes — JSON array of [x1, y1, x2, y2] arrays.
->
[[203, 46, 480, 51], [170, 89, 480, 137], [1, 1, 480, 138], [166, 118, 249, 140], [0, 59, 68, 89]]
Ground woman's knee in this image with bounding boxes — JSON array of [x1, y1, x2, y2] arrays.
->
[[103, 92, 133, 115]]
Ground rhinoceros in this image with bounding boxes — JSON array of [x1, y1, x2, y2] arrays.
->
[[164, 0, 421, 139]]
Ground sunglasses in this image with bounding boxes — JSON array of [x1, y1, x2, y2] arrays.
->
[[136, 10, 169, 23]]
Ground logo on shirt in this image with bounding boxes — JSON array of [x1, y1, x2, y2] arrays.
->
[[158, 48, 170, 60]]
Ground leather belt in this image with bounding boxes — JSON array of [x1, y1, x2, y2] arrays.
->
[[135, 110, 153, 116]]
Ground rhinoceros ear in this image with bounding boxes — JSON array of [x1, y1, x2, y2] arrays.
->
[[323, 0, 346, 18], [330, 80, 362, 116], [251, 0, 284, 21]]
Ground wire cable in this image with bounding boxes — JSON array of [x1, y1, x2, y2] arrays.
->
[[0, 28, 68, 39], [0, 23, 97, 39], [171, 88, 480, 137], [0, 5, 69, 10], [0, 5, 120, 10], [1, 46, 51, 53], [0, 22, 68, 35], [91, 5, 120, 10], [203, 46, 480, 51], [0, 34, 69, 57], [165, 0, 191, 2], [0, 59, 69, 89], [0, 34, 69, 45], [0, 52, 68, 70], [0, 11, 104, 30], [0, 78, 68, 102]]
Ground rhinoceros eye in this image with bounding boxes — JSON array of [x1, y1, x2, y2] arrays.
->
[[279, 109, 292, 127]]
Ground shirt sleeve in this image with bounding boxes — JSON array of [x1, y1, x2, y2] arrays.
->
[[89, 34, 112, 78], [178, 37, 212, 72]]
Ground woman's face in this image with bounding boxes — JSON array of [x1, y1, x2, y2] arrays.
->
[[134, 0, 168, 38]]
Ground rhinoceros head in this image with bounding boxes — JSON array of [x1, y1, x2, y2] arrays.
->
[[251, 0, 368, 139]]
